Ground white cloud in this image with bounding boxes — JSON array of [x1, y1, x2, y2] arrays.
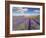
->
[[15, 7, 28, 14], [13, 13, 40, 16], [33, 10, 40, 13], [22, 8, 28, 11]]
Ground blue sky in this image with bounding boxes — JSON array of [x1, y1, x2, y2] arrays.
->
[[12, 7, 40, 16]]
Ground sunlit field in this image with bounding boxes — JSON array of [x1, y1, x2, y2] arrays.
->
[[12, 15, 40, 31]]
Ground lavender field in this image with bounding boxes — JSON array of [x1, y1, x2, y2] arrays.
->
[[12, 15, 40, 31]]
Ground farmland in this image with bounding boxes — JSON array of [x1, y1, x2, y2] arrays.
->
[[12, 15, 40, 31]]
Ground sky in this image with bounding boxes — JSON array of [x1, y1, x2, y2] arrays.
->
[[12, 7, 40, 16]]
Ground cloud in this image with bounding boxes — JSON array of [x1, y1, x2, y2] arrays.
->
[[14, 7, 28, 14], [13, 13, 40, 16], [33, 10, 40, 13], [22, 8, 28, 11]]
